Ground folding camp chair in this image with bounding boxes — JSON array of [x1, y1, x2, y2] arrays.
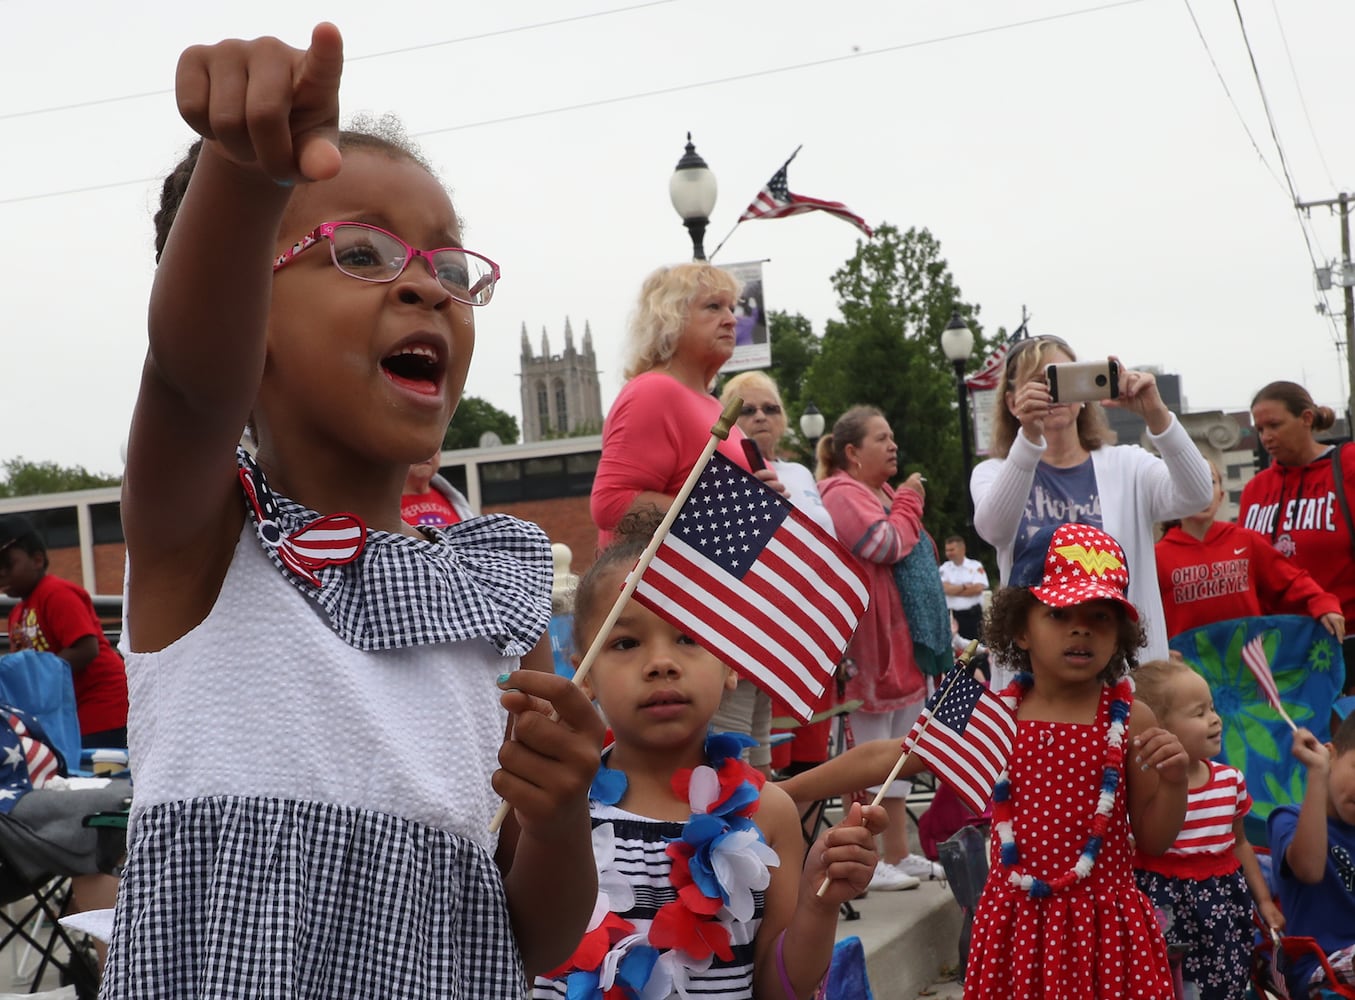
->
[[773, 700, 865, 921], [1252, 928, 1355, 999], [0, 651, 130, 997]]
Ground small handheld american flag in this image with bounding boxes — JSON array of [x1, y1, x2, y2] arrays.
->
[[901, 667, 1018, 815], [1241, 635, 1298, 733], [632, 452, 869, 722]]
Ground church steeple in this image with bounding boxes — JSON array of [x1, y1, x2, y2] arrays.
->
[[518, 318, 604, 444]]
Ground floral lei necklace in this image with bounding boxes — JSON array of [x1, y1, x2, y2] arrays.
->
[[545, 731, 776, 1000], [991, 673, 1133, 898]]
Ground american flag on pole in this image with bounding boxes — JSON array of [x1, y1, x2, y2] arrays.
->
[[738, 148, 873, 237], [632, 452, 870, 721], [1242, 636, 1283, 710], [902, 668, 1017, 814], [964, 323, 1027, 392]]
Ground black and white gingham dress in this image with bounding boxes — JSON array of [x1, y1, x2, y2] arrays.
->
[[101, 457, 552, 1000]]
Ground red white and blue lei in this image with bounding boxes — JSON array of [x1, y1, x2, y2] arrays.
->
[[546, 732, 777, 1000], [991, 674, 1133, 898]]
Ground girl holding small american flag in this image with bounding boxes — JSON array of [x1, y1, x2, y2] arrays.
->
[[532, 515, 885, 1000], [965, 522, 1190, 999]]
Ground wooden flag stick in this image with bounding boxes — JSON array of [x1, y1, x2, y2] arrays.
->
[[488, 397, 745, 833], [815, 642, 979, 897], [1275, 702, 1299, 734]]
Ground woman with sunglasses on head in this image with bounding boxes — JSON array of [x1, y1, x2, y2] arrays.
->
[[112, 25, 605, 998], [970, 336, 1212, 668]]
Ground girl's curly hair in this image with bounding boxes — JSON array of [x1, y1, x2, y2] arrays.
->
[[983, 586, 1146, 683]]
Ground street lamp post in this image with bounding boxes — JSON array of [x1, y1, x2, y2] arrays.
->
[[940, 309, 976, 534], [799, 402, 825, 460], [669, 133, 718, 261]]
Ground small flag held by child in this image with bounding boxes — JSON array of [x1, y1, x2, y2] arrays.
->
[[902, 668, 1017, 814], [1241, 635, 1298, 732], [632, 452, 869, 723]]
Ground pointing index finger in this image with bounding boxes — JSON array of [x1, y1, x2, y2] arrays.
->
[[292, 23, 344, 181], [297, 22, 344, 95]]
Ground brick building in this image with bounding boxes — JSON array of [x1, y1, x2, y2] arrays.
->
[[0, 435, 606, 602]]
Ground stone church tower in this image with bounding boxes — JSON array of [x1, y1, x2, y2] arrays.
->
[[519, 318, 604, 443]]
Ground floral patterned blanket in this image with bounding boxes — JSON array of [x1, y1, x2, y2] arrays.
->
[[1169, 614, 1345, 844]]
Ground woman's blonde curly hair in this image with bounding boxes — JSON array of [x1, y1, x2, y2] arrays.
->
[[623, 263, 741, 380]]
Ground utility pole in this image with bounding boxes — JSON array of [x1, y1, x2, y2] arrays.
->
[[1296, 193, 1355, 423]]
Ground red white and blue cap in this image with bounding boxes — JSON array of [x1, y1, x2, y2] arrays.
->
[[1019, 522, 1137, 621]]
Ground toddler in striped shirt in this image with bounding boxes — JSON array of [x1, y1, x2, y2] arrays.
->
[[1133, 658, 1283, 1000]]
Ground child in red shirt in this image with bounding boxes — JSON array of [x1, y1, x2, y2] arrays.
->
[[0, 515, 128, 746], [1156, 461, 1343, 641]]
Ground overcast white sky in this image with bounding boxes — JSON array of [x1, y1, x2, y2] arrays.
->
[[3, 0, 1353, 475]]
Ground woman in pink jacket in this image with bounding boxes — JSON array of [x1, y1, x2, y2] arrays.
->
[[817, 405, 941, 889]]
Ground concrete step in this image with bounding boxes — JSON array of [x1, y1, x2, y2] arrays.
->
[[833, 880, 964, 1000]]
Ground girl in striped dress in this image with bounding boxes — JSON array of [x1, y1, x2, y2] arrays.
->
[[1133, 659, 1285, 1000], [533, 517, 885, 1000]]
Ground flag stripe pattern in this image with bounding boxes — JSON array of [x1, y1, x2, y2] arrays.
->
[[739, 161, 873, 237], [633, 453, 869, 722], [964, 326, 1027, 391], [902, 668, 1017, 814], [10, 712, 59, 788], [1241, 636, 1283, 709]]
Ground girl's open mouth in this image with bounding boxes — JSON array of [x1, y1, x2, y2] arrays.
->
[[381, 344, 445, 396]]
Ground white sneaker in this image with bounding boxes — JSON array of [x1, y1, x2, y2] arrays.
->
[[894, 854, 945, 880], [867, 860, 920, 891]]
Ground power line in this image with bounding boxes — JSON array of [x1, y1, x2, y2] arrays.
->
[[1268, 0, 1338, 191], [1231, 0, 1346, 373], [1179, 0, 1286, 194], [0, 0, 1154, 207], [0, 0, 680, 123], [414, 0, 1153, 138]]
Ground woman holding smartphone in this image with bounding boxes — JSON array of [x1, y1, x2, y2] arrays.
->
[[969, 336, 1212, 665]]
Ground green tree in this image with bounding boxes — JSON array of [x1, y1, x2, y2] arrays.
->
[[442, 395, 520, 450], [801, 223, 999, 543], [0, 457, 120, 497], [765, 310, 819, 416]]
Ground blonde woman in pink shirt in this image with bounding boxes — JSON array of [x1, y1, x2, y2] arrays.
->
[[590, 263, 784, 549]]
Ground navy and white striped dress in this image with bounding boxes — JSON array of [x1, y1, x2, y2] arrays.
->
[[101, 452, 553, 1000], [531, 802, 763, 1000]]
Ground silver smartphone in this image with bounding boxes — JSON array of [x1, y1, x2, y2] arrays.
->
[[1045, 359, 1120, 403]]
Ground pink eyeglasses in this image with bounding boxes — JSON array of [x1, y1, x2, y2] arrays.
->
[[273, 221, 500, 306]]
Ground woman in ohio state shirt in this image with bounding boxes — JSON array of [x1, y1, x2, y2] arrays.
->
[[1238, 380, 1355, 689], [1157, 459, 1342, 640]]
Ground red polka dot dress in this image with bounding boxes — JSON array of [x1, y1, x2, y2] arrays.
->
[[964, 685, 1174, 999]]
